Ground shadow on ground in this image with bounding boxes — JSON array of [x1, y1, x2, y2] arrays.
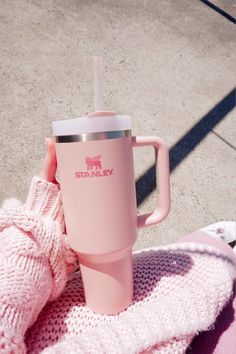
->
[[136, 88, 236, 206]]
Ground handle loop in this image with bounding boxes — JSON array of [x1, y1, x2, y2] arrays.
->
[[132, 136, 170, 229]]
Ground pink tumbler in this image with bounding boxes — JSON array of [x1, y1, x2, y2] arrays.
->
[[52, 58, 170, 315]]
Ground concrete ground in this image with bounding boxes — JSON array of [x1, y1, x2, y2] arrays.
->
[[0, 0, 235, 250]]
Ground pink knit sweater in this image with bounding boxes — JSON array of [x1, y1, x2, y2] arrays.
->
[[0, 176, 235, 353]]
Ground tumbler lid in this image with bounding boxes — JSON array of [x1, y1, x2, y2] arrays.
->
[[52, 56, 132, 137], [52, 114, 131, 136]]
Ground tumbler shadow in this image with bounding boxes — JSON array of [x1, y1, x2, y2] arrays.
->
[[132, 250, 193, 303], [25, 250, 193, 351]]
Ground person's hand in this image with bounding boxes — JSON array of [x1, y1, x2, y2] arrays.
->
[[39, 137, 58, 184]]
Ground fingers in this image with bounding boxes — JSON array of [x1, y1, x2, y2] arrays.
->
[[39, 137, 59, 184]]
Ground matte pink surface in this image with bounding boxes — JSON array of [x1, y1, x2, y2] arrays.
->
[[132, 136, 170, 228], [55, 137, 137, 255], [55, 134, 170, 314], [56, 136, 138, 313], [79, 248, 133, 314]]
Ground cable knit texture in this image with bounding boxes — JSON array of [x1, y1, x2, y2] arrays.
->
[[0, 176, 235, 353], [0, 176, 77, 353], [26, 243, 236, 354]]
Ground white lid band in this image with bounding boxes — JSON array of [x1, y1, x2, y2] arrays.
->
[[52, 115, 132, 136]]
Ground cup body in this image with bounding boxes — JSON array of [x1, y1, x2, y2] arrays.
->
[[55, 131, 137, 254], [55, 130, 137, 314]]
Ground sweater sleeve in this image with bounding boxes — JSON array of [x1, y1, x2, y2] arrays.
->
[[0, 176, 77, 353], [0, 176, 64, 231], [24, 176, 65, 224]]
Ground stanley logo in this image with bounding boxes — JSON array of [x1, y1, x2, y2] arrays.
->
[[75, 155, 113, 178]]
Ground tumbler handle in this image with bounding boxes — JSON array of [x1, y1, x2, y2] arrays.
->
[[132, 136, 170, 229]]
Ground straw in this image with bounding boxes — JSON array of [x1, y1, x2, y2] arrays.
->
[[93, 56, 104, 111]]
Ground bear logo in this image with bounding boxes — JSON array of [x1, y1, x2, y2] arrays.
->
[[85, 155, 102, 170]]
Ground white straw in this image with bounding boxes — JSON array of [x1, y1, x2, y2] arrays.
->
[[93, 56, 104, 111]]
